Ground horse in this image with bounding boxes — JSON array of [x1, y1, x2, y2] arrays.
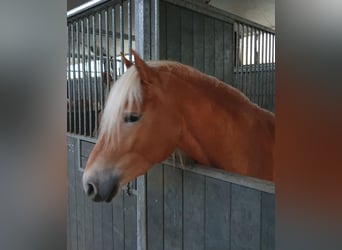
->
[[82, 49, 275, 202]]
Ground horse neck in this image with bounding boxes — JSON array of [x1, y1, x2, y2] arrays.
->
[[163, 67, 274, 170]]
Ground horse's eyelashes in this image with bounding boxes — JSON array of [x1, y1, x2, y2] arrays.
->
[[124, 113, 141, 123]]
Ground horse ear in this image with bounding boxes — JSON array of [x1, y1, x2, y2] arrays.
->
[[131, 49, 155, 84], [120, 52, 133, 68]]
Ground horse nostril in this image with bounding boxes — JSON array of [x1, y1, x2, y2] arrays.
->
[[86, 182, 97, 197]]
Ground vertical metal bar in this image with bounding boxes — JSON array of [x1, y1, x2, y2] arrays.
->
[[120, 0, 124, 75], [272, 34, 275, 110], [82, 19, 87, 135], [128, 0, 132, 61], [268, 32, 272, 110], [92, 14, 98, 137], [71, 23, 77, 134], [243, 24, 248, 95], [233, 23, 238, 88], [262, 32, 267, 107], [253, 27, 257, 104], [67, 24, 72, 133], [76, 21, 82, 135], [99, 11, 104, 118], [258, 29, 262, 106], [87, 17, 93, 136], [248, 25, 252, 101], [112, 6, 117, 81], [105, 9, 110, 99], [237, 23, 243, 90]]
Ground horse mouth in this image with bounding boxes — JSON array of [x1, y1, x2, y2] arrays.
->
[[104, 183, 120, 202]]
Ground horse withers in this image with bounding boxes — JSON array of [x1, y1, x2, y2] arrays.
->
[[82, 49, 274, 202]]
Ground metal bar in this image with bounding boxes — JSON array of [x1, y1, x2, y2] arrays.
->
[[253, 27, 257, 104], [76, 21, 82, 135], [92, 14, 98, 137], [267, 32, 271, 108], [87, 17, 93, 136], [128, 0, 132, 61], [262, 32, 267, 107], [67, 24, 72, 133], [99, 11, 104, 116], [71, 23, 77, 134], [82, 19, 87, 135], [248, 25, 252, 101], [258, 30, 262, 107], [112, 6, 117, 81], [243, 24, 247, 95], [272, 34, 275, 109], [105, 9, 110, 98], [237, 23, 243, 90], [120, 0, 124, 75]]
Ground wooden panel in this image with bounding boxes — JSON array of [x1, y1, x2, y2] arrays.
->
[[230, 184, 261, 250], [113, 190, 124, 250], [214, 19, 224, 81], [124, 193, 137, 250], [180, 8, 193, 66], [223, 22, 233, 84], [193, 12, 204, 72], [159, 0, 167, 60], [166, 3, 181, 61], [76, 170, 85, 250], [84, 194, 94, 250], [205, 177, 231, 250], [183, 172, 205, 250], [67, 137, 78, 250], [204, 16, 215, 76], [147, 164, 164, 250], [80, 140, 94, 157], [102, 203, 114, 250], [163, 165, 183, 250], [93, 202, 103, 250], [261, 192, 275, 250]]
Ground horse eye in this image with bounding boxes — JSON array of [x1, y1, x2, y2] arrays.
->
[[124, 113, 141, 123]]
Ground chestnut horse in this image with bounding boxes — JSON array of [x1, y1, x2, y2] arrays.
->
[[83, 49, 274, 202]]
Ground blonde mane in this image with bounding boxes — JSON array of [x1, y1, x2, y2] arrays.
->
[[99, 65, 142, 147]]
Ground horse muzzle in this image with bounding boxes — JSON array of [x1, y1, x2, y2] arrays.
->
[[82, 170, 120, 202]]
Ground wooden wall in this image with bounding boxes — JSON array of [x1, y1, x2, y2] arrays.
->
[[159, 0, 234, 84], [67, 138, 137, 250]]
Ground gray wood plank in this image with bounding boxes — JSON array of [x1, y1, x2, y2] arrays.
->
[[84, 196, 94, 250], [67, 137, 77, 250], [214, 19, 224, 81], [223, 22, 233, 85], [193, 12, 204, 72], [124, 193, 137, 250], [159, 0, 167, 60], [205, 177, 230, 250], [166, 3, 181, 61], [261, 192, 275, 250], [76, 170, 85, 250], [230, 184, 261, 250], [80, 156, 88, 169], [183, 171, 205, 250], [204, 16, 215, 76], [102, 202, 114, 250], [93, 202, 103, 250], [113, 190, 124, 250], [180, 8, 193, 66], [163, 165, 183, 250], [147, 164, 164, 250], [80, 140, 94, 157]]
